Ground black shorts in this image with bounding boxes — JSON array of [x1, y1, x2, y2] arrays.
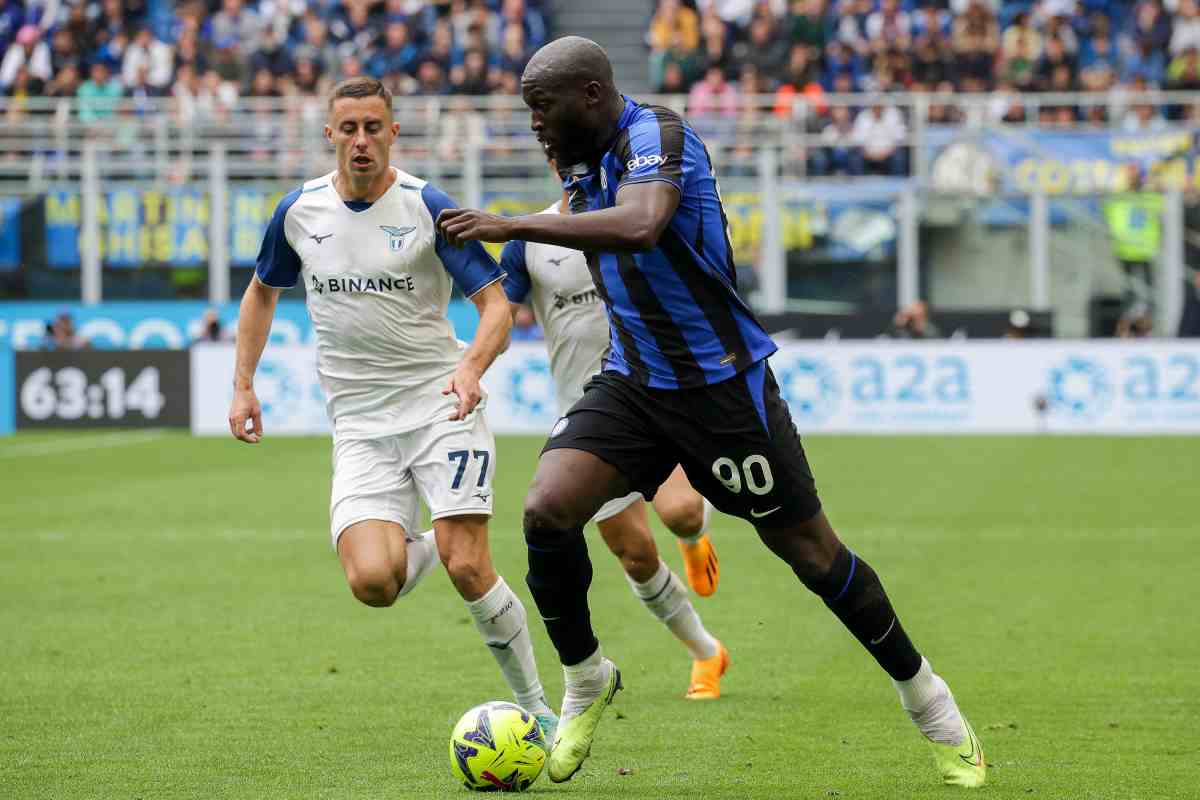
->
[[543, 361, 821, 527]]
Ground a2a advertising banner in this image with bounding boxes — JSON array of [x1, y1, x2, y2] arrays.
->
[[5, 341, 1200, 435]]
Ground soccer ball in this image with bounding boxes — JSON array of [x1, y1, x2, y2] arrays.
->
[[448, 701, 547, 792]]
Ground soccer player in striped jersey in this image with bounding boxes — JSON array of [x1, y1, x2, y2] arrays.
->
[[499, 159, 728, 700], [227, 77, 556, 741], [435, 38, 985, 788]]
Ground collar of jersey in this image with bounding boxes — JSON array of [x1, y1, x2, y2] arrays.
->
[[332, 167, 399, 215]]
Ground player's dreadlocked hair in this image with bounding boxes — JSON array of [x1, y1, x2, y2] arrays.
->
[[328, 76, 393, 112]]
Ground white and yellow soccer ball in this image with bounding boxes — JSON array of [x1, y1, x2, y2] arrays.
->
[[448, 701, 547, 792]]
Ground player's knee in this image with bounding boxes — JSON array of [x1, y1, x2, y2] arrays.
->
[[604, 533, 659, 583], [443, 552, 487, 597], [658, 494, 706, 537], [522, 487, 580, 540], [346, 565, 400, 608]]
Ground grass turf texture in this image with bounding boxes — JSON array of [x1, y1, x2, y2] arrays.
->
[[1, 432, 1196, 799]]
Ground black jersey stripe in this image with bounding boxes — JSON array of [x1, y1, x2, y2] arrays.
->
[[586, 252, 650, 383], [647, 106, 686, 183], [615, 252, 704, 385], [657, 228, 752, 373]]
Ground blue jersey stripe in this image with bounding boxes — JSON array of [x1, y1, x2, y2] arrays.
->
[[568, 96, 776, 389]]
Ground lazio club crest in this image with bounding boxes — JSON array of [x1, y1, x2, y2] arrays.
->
[[380, 225, 416, 251]]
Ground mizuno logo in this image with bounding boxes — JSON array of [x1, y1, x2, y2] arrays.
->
[[627, 154, 666, 171], [547, 255, 570, 266], [869, 617, 896, 645], [310, 233, 334, 244], [750, 506, 781, 519], [474, 491, 491, 502]]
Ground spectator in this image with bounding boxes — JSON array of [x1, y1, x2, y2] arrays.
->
[[788, 0, 826, 54], [121, 27, 172, 90], [77, 59, 123, 122], [369, 19, 420, 80], [688, 63, 739, 117], [208, 0, 261, 54], [648, 0, 700, 53], [953, 3, 998, 87], [660, 60, 688, 93], [1121, 100, 1168, 132], [697, 10, 733, 78], [1103, 164, 1163, 325], [1004, 308, 1032, 338], [817, 105, 862, 175], [1172, 0, 1200, 54], [1167, 46, 1200, 89], [497, 22, 530, 78], [500, 0, 546, 51], [887, 301, 941, 338], [834, 0, 873, 57], [735, 14, 789, 85], [1035, 35, 1077, 90], [292, 12, 338, 79], [426, 19, 456, 75], [195, 309, 232, 343], [851, 102, 908, 175], [44, 60, 79, 98], [1, 24, 50, 89], [48, 26, 77, 75], [650, 27, 702, 91], [912, 35, 951, 87], [174, 28, 209, 76], [249, 26, 295, 78], [865, 0, 912, 54], [1079, 28, 1118, 91], [247, 65, 279, 97], [912, 5, 952, 40], [454, 48, 490, 94], [698, 0, 757, 29], [44, 311, 90, 350], [1123, 40, 1166, 85], [1001, 12, 1042, 67], [824, 41, 862, 90], [413, 58, 448, 95], [1127, 0, 1173, 56], [328, 0, 378, 58], [510, 305, 543, 341]]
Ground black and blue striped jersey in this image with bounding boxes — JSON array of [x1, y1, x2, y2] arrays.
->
[[562, 96, 777, 390]]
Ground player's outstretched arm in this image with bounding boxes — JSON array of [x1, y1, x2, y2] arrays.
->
[[436, 181, 680, 253], [444, 280, 513, 421], [229, 276, 281, 444]]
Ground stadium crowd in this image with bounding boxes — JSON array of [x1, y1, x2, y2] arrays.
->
[[0, 0, 548, 113], [651, 0, 1200, 174]]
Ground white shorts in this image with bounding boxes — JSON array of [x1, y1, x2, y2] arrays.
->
[[329, 412, 496, 549], [591, 491, 642, 524]]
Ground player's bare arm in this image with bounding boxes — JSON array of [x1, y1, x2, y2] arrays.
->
[[229, 275, 281, 444], [436, 181, 678, 253], [444, 280, 512, 421]]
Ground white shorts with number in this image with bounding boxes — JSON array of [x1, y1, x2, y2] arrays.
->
[[329, 412, 496, 549]]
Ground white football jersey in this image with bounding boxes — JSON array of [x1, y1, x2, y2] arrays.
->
[[256, 167, 504, 439], [500, 202, 609, 413]]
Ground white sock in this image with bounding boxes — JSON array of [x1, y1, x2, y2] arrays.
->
[[627, 560, 719, 660], [674, 499, 712, 545], [561, 647, 610, 718], [397, 530, 439, 598], [466, 577, 552, 716], [895, 658, 964, 745]]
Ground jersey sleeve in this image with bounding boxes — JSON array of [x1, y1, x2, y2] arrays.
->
[[499, 240, 531, 303], [255, 188, 303, 288], [421, 183, 505, 297], [617, 109, 688, 193]]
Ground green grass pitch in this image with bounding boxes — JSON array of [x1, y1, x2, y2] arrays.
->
[[1, 432, 1197, 799]]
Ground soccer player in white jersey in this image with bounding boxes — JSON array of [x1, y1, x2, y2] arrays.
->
[[498, 161, 730, 699], [227, 77, 557, 740]]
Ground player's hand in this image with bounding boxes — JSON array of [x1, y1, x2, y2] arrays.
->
[[436, 208, 514, 247], [443, 365, 483, 421], [229, 386, 264, 444]]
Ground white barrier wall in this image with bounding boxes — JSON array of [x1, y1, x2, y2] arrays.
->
[[191, 341, 1200, 437]]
